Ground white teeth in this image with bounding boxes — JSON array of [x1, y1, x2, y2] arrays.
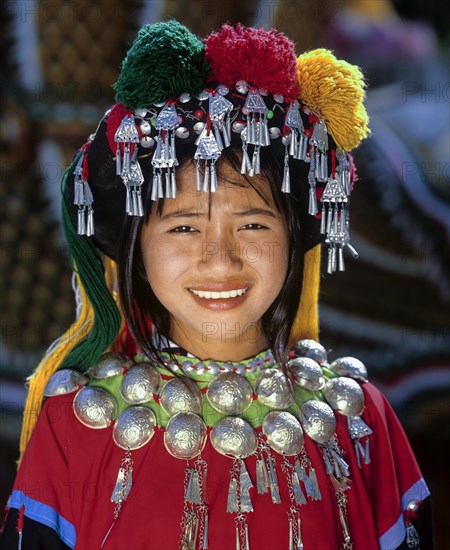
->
[[190, 288, 248, 299]]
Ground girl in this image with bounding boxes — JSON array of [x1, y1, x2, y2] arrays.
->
[[1, 21, 431, 550]]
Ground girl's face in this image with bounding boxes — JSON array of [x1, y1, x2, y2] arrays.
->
[[140, 162, 289, 361]]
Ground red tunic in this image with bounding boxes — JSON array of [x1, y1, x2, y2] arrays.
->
[[4, 383, 429, 550]]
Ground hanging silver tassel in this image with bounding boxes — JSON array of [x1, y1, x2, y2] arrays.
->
[[281, 149, 291, 194], [101, 449, 134, 548], [256, 458, 269, 494], [180, 458, 208, 550]]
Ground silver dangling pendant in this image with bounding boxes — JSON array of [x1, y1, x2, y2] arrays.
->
[[196, 160, 202, 192], [281, 151, 291, 193], [101, 449, 134, 548]]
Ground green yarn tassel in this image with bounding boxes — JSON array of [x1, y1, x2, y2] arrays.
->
[[114, 20, 211, 109], [60, 154, 122, 373]]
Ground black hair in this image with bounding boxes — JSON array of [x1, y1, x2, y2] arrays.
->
[[118, 139, 307, 368]]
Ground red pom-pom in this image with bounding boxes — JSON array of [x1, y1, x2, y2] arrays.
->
[[205, 24, 299, 98]]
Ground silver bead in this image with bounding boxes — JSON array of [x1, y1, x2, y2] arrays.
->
[[198, 89, 210, 101], [293, 340, 328, 365], [255, 369, 294, 409], [140, 120, 151, 135], [299, 400, 336, 444], [154, 101, 166, 108], [175, 127, 189, 139], [140, 136, 155, 148], [92, 352, 131, 379], [232, 121, 245, 133], [259, 88, 269, 96], [235, 363, 246, 375], [273, 94, 284, 103], [323, 377, 365, 417], [120, 362, 161, 404], [193, 122, 205, 134], [207, 372, 253, 415], [207, 362, 220, 376], [288, 357, 325, 391], [179, 92, 191, 103], [134, 108, 147, 118], [113, 406, 156, 450], [216, 84, 229, 96], [269, 127, 281, 139], [210, 417, 257, 458], [262, 411, 304, 456], [160, 377, 202, 416], [236, 80, 249, 94], [164, 412, 207, 459], [329, 357, 368, 382], [44, 369, 88, 397], [73, 387, 118, 429]]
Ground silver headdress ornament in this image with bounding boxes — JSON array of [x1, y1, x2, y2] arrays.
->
[[73, 150, 95, 237]]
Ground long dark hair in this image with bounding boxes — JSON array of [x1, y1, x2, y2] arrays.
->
[[118, 139, 307, 367]]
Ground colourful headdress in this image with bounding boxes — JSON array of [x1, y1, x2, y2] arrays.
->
[[19, 21, 369, 457]]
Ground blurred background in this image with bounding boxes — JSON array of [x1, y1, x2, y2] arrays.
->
[[1, 1, 449, 547]]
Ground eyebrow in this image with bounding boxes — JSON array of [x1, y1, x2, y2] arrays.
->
[[160, 207, 277, 220]]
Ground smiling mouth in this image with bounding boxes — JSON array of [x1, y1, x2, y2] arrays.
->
[[188, 288, 249, 299]]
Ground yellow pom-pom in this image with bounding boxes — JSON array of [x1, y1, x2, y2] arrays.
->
[[296, 49, 370, 151]]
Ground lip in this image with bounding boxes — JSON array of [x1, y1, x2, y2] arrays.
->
[[188, 282, 252, 292], [187, 285, 251, 311]]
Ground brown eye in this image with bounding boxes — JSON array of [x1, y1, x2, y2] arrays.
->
[[240, 223, 268, 230], [169, 226, 198, 233]]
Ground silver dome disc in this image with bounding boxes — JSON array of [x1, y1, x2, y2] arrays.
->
[[92, 352, 131, 379], [120, 362, 162, 404], [255, 369, 294, 409], [113, 406, 157, 450], [73, 387, 118, 429], [164, 412, 207, 459], [207, 372, 253, 415], [323, 377, 365, 417], [288, 357, 325, 391], [262, 411, 304, 456], [44, 369, 88, 397], [293, 340, 328, 364], [160, 377, 202, 416], [300, 400, 336, 444], [329, 356, 368, 382], [210, 417, 257, 459]]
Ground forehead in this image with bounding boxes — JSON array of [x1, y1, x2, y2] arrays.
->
[[152, 160, 277, 216]]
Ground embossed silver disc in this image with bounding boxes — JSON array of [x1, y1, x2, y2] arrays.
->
[[160, 377, 202, 416], [210, 417, 257, 458], [323, 377, 364, 417], [300, 400, 336, 444], [255, 369, 294, 409], [207, 372, 253, 415], [73, 387, 118, 429], [44, 369, 88, 397], [262, 411, 304, 456], [288, 357, 325, 391], [120, 362, 162, 404], [92, 352, 131, 379], [293, 340, 328, 365], [164, 412, 207, 459], [329, 356, 368, 382], [113, 406, 156, 450]]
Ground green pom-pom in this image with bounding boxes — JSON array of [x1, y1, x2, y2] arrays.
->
[[114, 20, 211, 108]]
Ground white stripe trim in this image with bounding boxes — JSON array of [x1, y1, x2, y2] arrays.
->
[[401, 477, 430, 510], [379, 514, 405, 550], [379, 478, 430, 549]]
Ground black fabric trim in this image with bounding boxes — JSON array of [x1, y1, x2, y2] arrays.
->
[[0, 508, 71, 550]]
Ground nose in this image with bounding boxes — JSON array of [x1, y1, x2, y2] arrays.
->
[[198, 231, 243, 274]]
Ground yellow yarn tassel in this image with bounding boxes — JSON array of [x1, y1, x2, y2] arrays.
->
[[18, 273, 94, 463], [104, 256, 125, 333], [289, 245, 321, 346], [296, 49, 370, 151]]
